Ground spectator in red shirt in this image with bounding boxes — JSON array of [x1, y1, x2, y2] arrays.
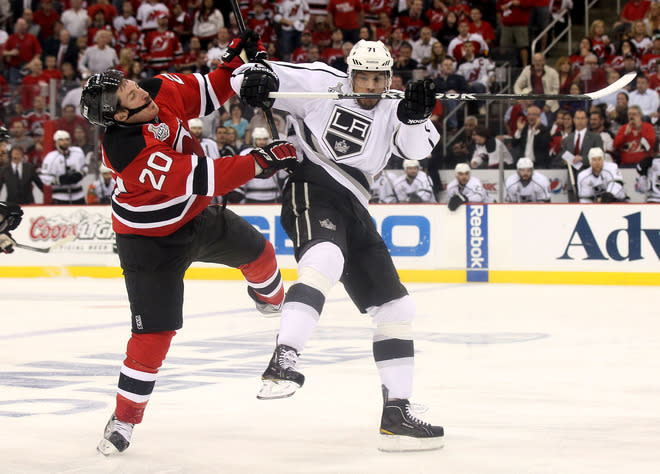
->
[[613, 104, 656, 166], [291, 30, 313, 63], [469, 7, 496, 47], [25, 95, 50, 137], [363, 0, 393, 27], [2, 18, 42, 85], [310, 14, 332, 50], [54, 104, 89, 141], [171, 2, 194, 47], [446, 0, 471, 22], [21, 58, 48, 111], [327, 0, 364, 43], [395, 0, 427, 41], [88, 0, 118, 24], [372, 11, 394, 43], [141, 13, 183, 74], [177, 36, 204, 73], [33, 0, 60, 43], [426, 0, 448, 32], [621, 0, 652, 24], [321, 28, 345, 64], [87, 9, 114, 47]]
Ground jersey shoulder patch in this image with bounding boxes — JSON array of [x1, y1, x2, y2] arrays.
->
[[103, 125, 147, 172]]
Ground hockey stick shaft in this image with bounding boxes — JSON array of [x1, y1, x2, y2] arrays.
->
[[268, 72, 637, 102], [230, 0, 280, 140], [15, 235, 75, 253]]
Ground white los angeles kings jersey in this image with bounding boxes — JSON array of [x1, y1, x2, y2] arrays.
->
[[505, 171, 551, 202], [446, 176, 492, 203], [231, 61, 440, 209], [577, 161, 627, 203], [636, 156, 660, 202]]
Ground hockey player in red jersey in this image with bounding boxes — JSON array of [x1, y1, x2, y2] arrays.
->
[[80, 30, 298, 455]]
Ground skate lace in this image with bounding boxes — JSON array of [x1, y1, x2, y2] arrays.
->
[[405, 403, 431, 427], [112, 417, 134, 441], [278, 348, 298, 370]]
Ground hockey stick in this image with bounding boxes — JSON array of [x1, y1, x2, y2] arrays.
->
[[16, 234, 75, 253], [229, 0, 280, 140], [566, 162, 577, 203], [268, 72, 637, 102]]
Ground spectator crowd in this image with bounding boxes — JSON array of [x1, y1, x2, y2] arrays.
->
[[0, 0, 659, 205]]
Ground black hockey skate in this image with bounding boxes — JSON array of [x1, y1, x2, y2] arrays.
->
[[247, 286, 282, 317], [378, 385, 444, 452], [97, 413, 134, 456], [256, 344, 305, 400]]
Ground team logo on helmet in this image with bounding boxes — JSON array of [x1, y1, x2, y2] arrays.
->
[[323, 106, 372, 160], [148, 123, 170, 142]]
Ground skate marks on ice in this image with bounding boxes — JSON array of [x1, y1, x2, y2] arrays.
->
[[0, 279, 659, 473]]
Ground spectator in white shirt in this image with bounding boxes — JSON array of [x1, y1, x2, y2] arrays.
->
[[60, 0, 89, 39], [411, 26, 438, 66], [628, 74, 660, 120], [78, 30, 118, 76]]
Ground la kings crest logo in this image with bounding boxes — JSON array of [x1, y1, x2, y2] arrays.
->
[[323, 106, 372, 160]]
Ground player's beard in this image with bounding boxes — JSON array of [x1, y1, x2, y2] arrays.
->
[[356, 98, 380, 110]]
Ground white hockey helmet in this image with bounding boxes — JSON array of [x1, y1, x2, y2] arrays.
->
[[53, 130, 70, 142], [252, 127, 269, 140], [347, 40, 393, 88], [517, 157, 534, 170], [403, 159, 420, 169], [455, 163, 471, 174], [588, 147, 604, 163], [188, 118, 203, 130]]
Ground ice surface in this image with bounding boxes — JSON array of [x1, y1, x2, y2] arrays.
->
[[1, 278, 658, 473]]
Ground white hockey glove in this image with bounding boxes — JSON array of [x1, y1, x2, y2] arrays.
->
[[0, 233, 16, 253]]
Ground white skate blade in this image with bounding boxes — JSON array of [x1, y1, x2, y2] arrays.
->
[[97, 439, 121, 456], [256, 379, 300, 400], [377, 433, 444, 452]]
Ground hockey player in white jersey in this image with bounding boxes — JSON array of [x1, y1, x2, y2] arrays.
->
[[370, 170, 397, 203], [446, 163, 492, 210], [239, 127, 286, 203], [39, 130, 88, 204], [505, 157, 551, 202], [392, 159, 436, 202], [577, 147, 628, 203], [636, 153, 660, 202], [188, 118, 219, 159], [232, 39, 444, 451]]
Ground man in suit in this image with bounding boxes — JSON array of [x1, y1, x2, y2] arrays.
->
[[510, 104, 553, 168], [554, 109, 603, 169], [0, 145, 43, 204], [43, 28, 79, 70]]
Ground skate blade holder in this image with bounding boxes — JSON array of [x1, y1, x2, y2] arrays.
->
[[256, 380, 301, 400], [377, 433, 445, 453]]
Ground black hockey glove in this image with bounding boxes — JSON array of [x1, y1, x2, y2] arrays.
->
[[397, 78, 436, 125], [221, 29, 267, 69], [407, 192, 422, 203], [251, 140, 298, 179], [0, 202, 23, 234], [0, 232, 16, 253], [448, 192, 467, 211], [240, 64, 279, 109], [58, 171, 83, 185], [598, 192, 619, 203]]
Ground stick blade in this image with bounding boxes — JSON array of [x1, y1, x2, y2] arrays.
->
[[586, 72, 637, 100]]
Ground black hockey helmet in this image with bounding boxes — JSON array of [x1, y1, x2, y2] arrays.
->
[[80, 70, 124, 127], [0, 126, 9, 142]]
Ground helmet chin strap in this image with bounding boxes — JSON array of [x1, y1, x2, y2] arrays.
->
[[126, 101, 152, 119]]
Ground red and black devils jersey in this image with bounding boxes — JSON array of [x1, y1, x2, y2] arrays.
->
[[101, 68, 256, 237]]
